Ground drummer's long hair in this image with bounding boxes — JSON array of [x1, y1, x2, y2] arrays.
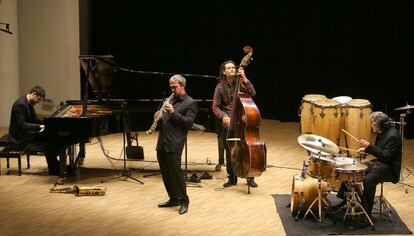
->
[[370, 111, 394, 131]]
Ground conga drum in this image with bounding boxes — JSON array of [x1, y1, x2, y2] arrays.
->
[[344, 99, 372, 157], [300, 94, 327, 134], [332, 96, 353, 151], [311, 99, 341, 145]]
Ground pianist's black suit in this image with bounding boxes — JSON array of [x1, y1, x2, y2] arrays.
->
[[9, 96, 63, 175], [156, 94, 197, 204]]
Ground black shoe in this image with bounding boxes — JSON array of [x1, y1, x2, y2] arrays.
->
[[223, 177, 237, 187], [247, 178, 258, 187], [158, 199, 180, 208], [179, 202, 189, 214]]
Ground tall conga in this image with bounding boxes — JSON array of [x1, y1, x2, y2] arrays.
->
[[344, 99, 372, 157], [311, 99, 341, 145], [300, 94, 327, 134], [332, 96, 353, 150]]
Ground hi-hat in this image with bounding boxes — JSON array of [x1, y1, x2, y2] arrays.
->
[[297, 134, 340, 156], [394, 103, 414, 110]]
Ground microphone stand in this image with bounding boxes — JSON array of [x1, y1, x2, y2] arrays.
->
[[398, 110, 413, 193], [184, 138, 202, 188], [101, 102, 144, 184]]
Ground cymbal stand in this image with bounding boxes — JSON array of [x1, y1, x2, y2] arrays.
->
[[398, 111, 413, 193], [334, 181, 374, 231], [302, 153, 330, 222]]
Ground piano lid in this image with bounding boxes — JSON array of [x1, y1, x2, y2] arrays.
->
[[79, 55, 217, 101], [80, 55, 116, 101]]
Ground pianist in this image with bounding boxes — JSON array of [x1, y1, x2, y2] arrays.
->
[[8, 86, 65, 178]]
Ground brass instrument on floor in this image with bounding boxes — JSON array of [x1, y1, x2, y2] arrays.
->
[[146, 93, 174, 135], [49, 186, 74, 194], [49, 185, 106, 196], [73, 185, 106, 196]]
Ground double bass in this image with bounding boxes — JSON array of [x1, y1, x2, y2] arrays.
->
[[227, 46, 266, 178]]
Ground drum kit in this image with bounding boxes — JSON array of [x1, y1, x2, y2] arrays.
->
[[292, 133, 374, 229]]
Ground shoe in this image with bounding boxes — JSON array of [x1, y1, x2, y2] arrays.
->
[[247, 178, 258, 188], [158, 199, 180, 208], [357, 214, 374, 227], [179, 202, 189, 214], [198, 171, 212, 180], [223, 176, 237, 187]]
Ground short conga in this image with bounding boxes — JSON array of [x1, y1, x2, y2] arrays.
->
[[332, 96, 353, 151], [344, 99, 372, 157], [300, 94, 327, 134], [311, 99, 341, 145]]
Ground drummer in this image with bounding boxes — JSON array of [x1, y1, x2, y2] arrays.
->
[[335, 111, 402, 218]]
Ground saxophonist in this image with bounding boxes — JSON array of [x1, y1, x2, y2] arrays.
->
[[155, 74, 197, 215]]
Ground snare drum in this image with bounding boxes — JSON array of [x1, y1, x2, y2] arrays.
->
[[300, 94, 327, 134], [334, 163, 367, 182], [328, 156, 356, 191], [311, 99, 341, 145], [307, 155, 335, 181], [344, 99, 372, 157], [332, 156, 355, 167], [290, 175, 328, 215]]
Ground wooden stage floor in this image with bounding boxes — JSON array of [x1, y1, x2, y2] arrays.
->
[[0, 119, 413, 235]]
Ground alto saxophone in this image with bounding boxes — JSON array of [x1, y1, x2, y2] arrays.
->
[[146, 93, 175, 135]]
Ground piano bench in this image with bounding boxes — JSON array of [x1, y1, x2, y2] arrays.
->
[[0, 147, 24, 176]]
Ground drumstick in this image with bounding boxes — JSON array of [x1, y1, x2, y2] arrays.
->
[[339, 146, 359, 152], [341, 129, 359, 142]]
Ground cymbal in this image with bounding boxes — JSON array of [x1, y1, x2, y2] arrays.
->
[[394, 104, 414, 110], [297, 134, 340, 156]]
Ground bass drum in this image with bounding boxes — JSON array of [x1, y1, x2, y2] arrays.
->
[[290, 175, 328, 216]]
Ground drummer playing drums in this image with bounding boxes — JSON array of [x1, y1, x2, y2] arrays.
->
[[335, 111, 402, 221]]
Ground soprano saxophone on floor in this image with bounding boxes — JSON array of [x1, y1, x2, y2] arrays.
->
[[146, 93, 175, 135]]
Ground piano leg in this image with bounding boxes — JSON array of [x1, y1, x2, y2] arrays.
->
[[75, 142, 86, 165]]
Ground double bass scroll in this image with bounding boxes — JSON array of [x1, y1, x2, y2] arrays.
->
[[227, 46, 267, 178]]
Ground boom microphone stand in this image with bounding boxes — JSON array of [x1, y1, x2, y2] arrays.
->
[[101, 102, 143, 184]]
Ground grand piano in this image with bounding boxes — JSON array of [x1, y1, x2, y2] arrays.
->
[[41, 55, 217, 169]]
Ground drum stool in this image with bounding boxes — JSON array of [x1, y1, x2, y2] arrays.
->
[[373, 182, 393, 222]]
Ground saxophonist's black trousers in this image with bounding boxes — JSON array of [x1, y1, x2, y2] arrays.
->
[[157, 150, 189, 203]]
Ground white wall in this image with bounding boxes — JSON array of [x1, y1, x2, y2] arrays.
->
[[0, 0, 20, 127], [0, 0, 80, 127], [18, 0, 80, 116]]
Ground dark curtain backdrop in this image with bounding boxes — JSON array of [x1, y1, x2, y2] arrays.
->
[[82, 0, 414, 132]]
